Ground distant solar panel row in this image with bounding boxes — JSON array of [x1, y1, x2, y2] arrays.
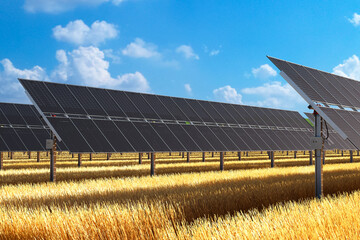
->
[[0, 103, 66, 152], [20, 79, 316, 153], [305, 112, 355, 150]]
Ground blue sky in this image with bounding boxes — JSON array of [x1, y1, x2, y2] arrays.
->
[[1, 0, 360, 115]]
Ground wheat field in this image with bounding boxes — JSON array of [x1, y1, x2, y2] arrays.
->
[[1, 151, 360, 239]]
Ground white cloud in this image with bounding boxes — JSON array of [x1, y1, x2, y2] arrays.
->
[[0, 59, 49, 103], [53, 46, 150, 92], [209, 49, 220, 56], [53, 20, 118, 46], [122, 38, 160, 58], [184, 83, 192, 95], [349, 13, 360, 26], [213, 85, 242, 104], [333, 55, 360, 80], [176, 45, 199, 60], [24, 0, 126, 14], [241, 81, 305, 109], [252, 64, 277, 79]]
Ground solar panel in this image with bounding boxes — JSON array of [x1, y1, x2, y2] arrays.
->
[[268, 56, 359, 149], [20, 79, 319, 153], [0, 102, 67, 152]]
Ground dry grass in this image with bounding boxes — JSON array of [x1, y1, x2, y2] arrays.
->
[[2, 163, 360, 239]]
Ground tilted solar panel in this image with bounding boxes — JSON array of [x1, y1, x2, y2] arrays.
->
[[0, 102, 66, 152], [268, 56, 359, 150], [20, 79, 317, 153], [305, 112, 354, 150]]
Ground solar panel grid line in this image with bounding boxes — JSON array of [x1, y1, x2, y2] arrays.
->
[[52, 84, 118, 152], [319, 72, 360, 108], [184, 99, 215, 123], [0, 128, 28, 151], [69, 85, 156, 153], [0, 106, 32, 151], [224, 104, 264, 150], [0, 103, 26, 125], [141, 94, 176, 120], [67, 85, 108, 117], [100, 90, 159, 152], [180, 100, 231, 151], [317, 108, 359, 149], [284, 61, 341, 105], [148, 97, 206, 151], [20, 80, 65, 114], [123, 93, 181, 152], [278, 69, 349, 140], [336, 76, 360, 107], [261, 107, 309, 149], [232, 105, 282, 150], [195, 101, 242, 150], [270, 59, 328, 103], [65, 85, 128, 153], [203, 101, 259, 150], [162, 97, 224, 151], [87, 87, 128, 118], [0, 134, 9, 151], [140, 95, 192, 151], [305, 67, 354, 107]]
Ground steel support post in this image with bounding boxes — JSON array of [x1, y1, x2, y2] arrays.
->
[[182, 152, 185, 158], [78, 154, 82, 167], [314, 113, 322, 199], [50, 133, 57, 182], [0, 152, 3, 170], [342, 150, 344, 157], [212, 152, 214, 157], [322, 150, 325, 165], [287, 151, 289, 156], [220, 152, 224, 171], [238, 151, 241, 160], [294, 151, 297, 159], [107, 153, 111, 160], [309, 151, 313, 165], [28, 151, 31, 159], [350, 150, 353, 163], [187, 152, 190, 162], [357, 150, 359, 156], [150, 153, 155, 176], [37, 152, 40, 162], [139, 153, 142, 164], [10, 152, 13, 159], [148, 153, 150, 159], [246, 152, 249, 157], [270, 151, 274, 168], [89, 153, 92, 161], [202, 152, 205, 162]]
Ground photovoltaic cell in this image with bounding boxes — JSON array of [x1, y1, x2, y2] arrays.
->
[[19, 78, 322, 152], [150, 123, 186, 151], [93, 120, 135, 152], [47, 117, 92, 152], [0, 128, 27, 151], [108, 90, 144, 118], [165, 124, 201, 151], [71, 118, 115, 153], [157, 96, 188, 121], [14, 104, 43, 125], [88, 88, 127, 117], [67, 85, 107, 116], [181, 125, 215, 151], [132, 122, 170, 152], [141, 94, 175, 120], [113, 121, 153, 152], [0, 103, 26, 125], [46, 83, 86, 115]]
